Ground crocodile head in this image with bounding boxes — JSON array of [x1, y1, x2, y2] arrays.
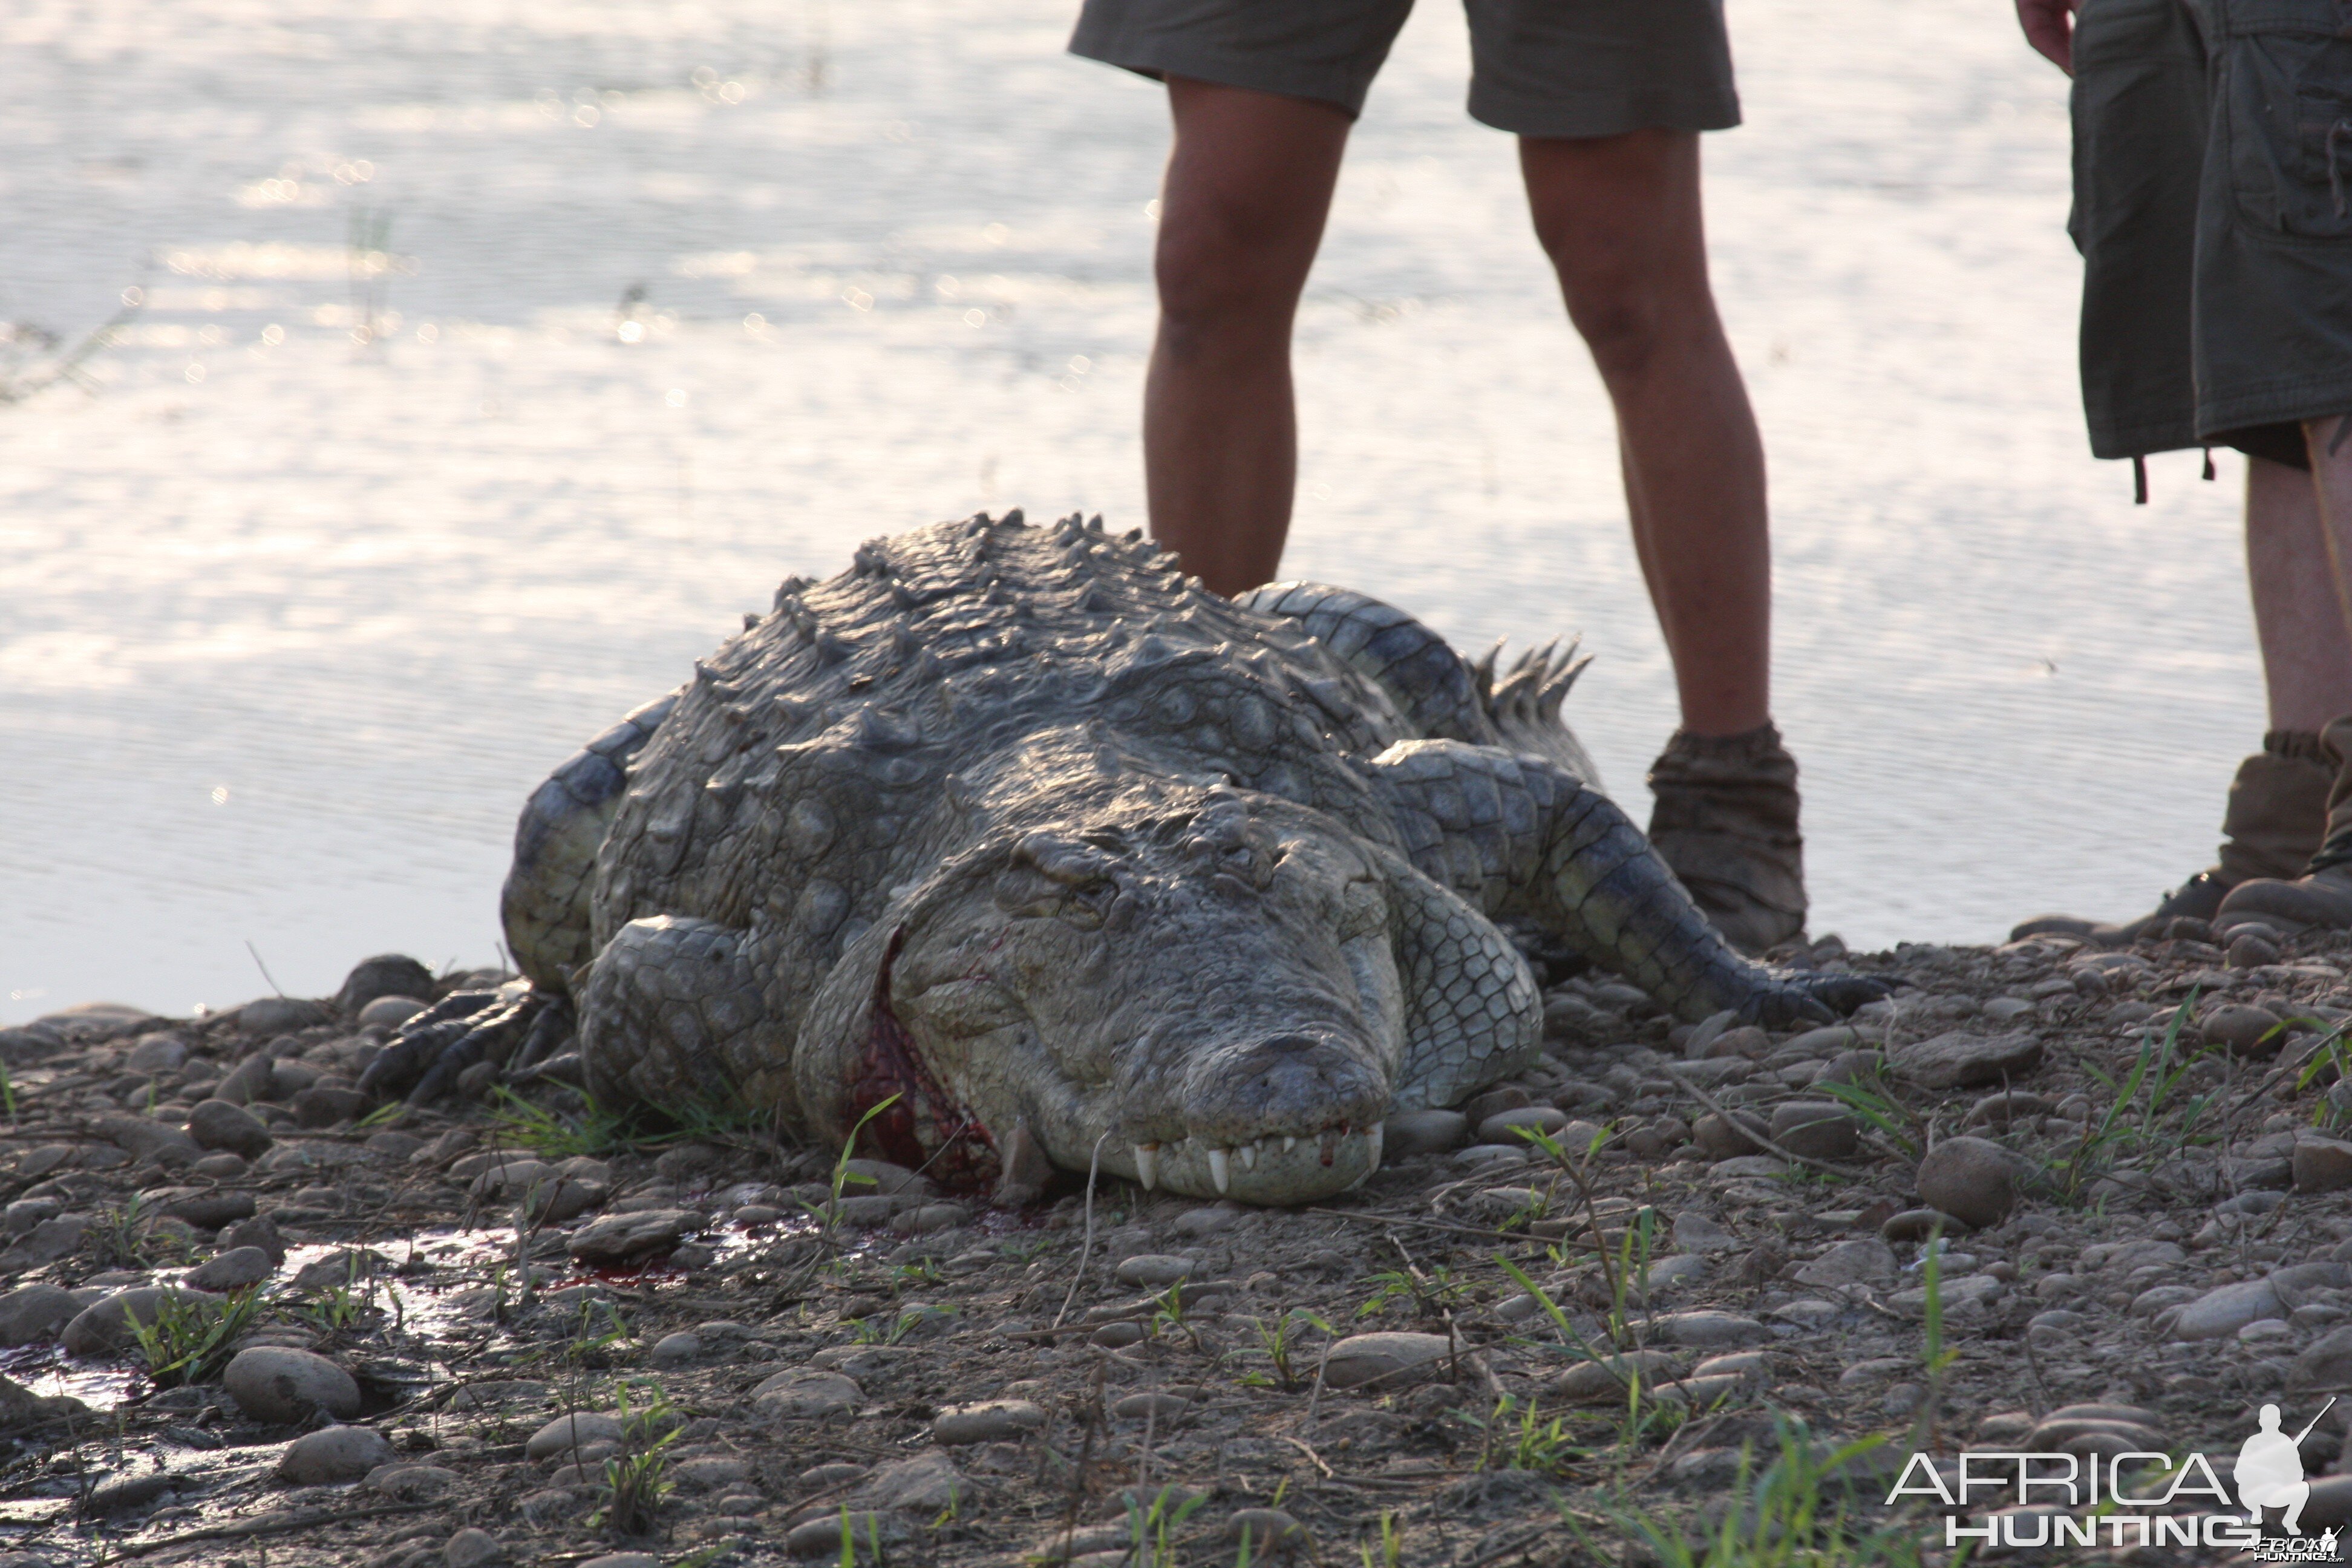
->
[[798, 789, 1413, 1204]]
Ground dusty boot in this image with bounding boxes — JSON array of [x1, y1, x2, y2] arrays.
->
[[2216, 716, 2352, 935], [2011, 730, 2332, 943], [1646, 721, 1806, 956]]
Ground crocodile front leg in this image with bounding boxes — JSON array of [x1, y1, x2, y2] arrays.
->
[[1361, 739, 1883, 1027]]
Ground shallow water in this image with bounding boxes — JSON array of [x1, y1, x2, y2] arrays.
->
[[0, 0, 2259, 1021]]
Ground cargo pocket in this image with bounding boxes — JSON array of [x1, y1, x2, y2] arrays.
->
[[2224, 8, 2352, 240]]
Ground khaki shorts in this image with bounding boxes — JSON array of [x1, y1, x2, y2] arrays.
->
[[1068, 0, 1740, 139], [2072, 0, 2352, 465]]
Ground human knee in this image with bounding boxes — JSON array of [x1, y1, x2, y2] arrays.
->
[[1154, 204, 1312, 342], [1560, 276, 1691, 383]]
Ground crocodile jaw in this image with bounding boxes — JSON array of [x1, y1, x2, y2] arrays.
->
[[1111, 1123, 1382, 1204]]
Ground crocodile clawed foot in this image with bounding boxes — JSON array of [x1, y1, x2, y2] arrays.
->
[[358, 984, 563, 1104], [1736, 970, 1899, 1030]]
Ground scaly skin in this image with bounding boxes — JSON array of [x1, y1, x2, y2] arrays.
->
[[369, 512, 1879, 1204]]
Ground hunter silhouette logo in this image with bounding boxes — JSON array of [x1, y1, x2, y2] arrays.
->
[[1887, 1397, 2346, 1558], [2238, 1399, 2333, 1535]]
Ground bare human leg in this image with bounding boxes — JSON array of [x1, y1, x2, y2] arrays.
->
[[2248, 452, 2352, 732], [1518, 129, 1799, 950], [2215, 421, 2352, 932], [1142, 77, 1351, 598], [1520, 129, 1769, 739]]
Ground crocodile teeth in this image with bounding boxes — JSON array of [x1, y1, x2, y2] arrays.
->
[[1207, 1147, 1231, 1194], [1238, 1141, 1258, 1171], [1365, 1122, 1383, 1171], [1283, 1135, 1297, 1154], [1133, 1143, 1159, 1192]]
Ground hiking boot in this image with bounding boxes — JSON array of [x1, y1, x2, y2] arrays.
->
[[1647, 721, 1806, 956], [2216, 716, 2352, 935], [2011, 729, 2332, 944]]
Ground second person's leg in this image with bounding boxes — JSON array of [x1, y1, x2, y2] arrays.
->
[[1145, 77, 1351, 596]]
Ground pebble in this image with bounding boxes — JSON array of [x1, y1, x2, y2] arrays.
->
[[577, 1557, 659, 1568], [184, 1246, 275, 1292], [753, 1370, 863, 1419], [2160, 1277, 2284, 1340], [1916, 1137, 2025, 1229], [1692, 1111, 1768, 1160], [62, 1287, 212, 1355], [650, 1331, 703, 1367], [852, 1451, 970, 1512], [212, 1055, 274, 1105], [290, 1248, 388, 1292], [1460, 1086, 1530, 1126], [220, 1213, 287, 1263], [525, 1412, 625, 1460], [1768, 1101, 1858, 1160], [1552, 1350, 1678, 1403], [785, 1515, 890, 1559], [1226, 1509, 1306, 1547], [358, 994, 428, 1028], [1451, 1143, 1528, 1168], [1172, 1204, 1240, 1238], [369, 1464, 460, 1500], [2296, 1135, 2352, 1195], [1699, 1025, 1771, 1060], [1322, 1331, 1454, 1388], [889, 1203, 969, 1235], [149, 1188, 256, 1229], [125, 1035, 189, 1073], [1111, 1391, 1190, 1420], [1380, 1109, 1467, 1157], [0, 1285, 78, 1346], [1783, 1025, 1866, 1055], [442, 1527, 507, 1568], [1837, 1357, 1913, 1386], [2292, 1327, 2352, 1393], [932, 1399, 1045, 1445], [238, 996, 331, 1036], [191, 1153, 247, 1179], [2203, 1004, 2286, 1056], [336, 953, 436, 1014], [1887, 1029, 2043, 1088], [1793, 1238, 1896, 1287], [96, 1113, 198, 1166], [224, 1347, 361, 1423], [1652, 1311, 1770, 1348], [1113, 1254, 1195, 1287], [566, 1208, 691, 1264], [87, 1472, 181, 1513], [276, 1425, 394, 1483], [1089, 1321, 1146, 1348], [1475, 1105, 1567, 1145], [672, 1456, 751, 1490], [2228, 932, 2283, 969], [1672, 1212, 1740, 1253], [468, 1159, 557, 1200], [1964, 1091, 2053, 1129]]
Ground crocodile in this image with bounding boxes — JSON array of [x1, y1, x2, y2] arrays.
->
[[362, 511, 1880, 1204]]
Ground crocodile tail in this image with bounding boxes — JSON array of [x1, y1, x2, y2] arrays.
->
[[1236, 582, 1494, 745], [500, 688, 681, 990]]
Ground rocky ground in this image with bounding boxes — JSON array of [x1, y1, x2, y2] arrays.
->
[[3, 923, 2352, 1568]]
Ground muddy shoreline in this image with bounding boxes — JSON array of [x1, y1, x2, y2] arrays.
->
[[2, 925, 2350, 1567]]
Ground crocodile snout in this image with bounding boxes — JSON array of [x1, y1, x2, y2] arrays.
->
[[1183, 1031, 1388, 1143], [1102, 1028, 1391, 1203]]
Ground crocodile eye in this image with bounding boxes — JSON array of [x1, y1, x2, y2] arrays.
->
[[994, 866, 1111, 928]]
